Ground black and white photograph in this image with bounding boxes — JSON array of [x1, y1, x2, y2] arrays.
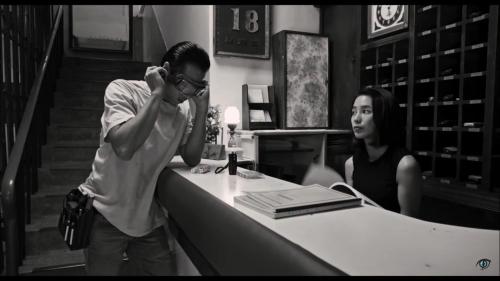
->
[[0, 4, 498, 276]]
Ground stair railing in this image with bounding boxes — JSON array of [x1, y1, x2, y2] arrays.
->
[[1, 5, 64, 275]]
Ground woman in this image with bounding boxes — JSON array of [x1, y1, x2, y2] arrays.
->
[[345, 87, 422, 217]]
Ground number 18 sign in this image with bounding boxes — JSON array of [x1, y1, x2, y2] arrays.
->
[[214, 5, 271, 59]]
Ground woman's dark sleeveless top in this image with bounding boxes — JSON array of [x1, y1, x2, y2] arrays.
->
[[352, 145, 411, 213]]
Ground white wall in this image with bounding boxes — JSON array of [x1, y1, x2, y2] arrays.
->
[[153, 5, 320, 145], [142, 6, 167, 64], [152, 5, 211, 56]]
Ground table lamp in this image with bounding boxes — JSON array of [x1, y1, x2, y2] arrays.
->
[[224, 106, 240, 148]]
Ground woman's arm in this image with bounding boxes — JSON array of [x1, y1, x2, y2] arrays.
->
[[344, 156, 354, 187], [396, 155, 422, 217]]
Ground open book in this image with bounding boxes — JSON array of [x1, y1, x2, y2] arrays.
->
[[302, 163, 382, 208], [234, 184, 362, 219]]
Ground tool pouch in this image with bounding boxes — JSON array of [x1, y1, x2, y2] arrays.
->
[[58, 188, 96, 250]]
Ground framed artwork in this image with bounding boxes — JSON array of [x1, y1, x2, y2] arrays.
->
[[367, 5, 408, 39], [69, 5, 132, 54], [272, 31, 330, 129], [213, 5, 271, 59]]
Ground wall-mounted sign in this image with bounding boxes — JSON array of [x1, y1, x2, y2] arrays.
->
[[214, 5, 270, 59], [367, 5, 408, 39]]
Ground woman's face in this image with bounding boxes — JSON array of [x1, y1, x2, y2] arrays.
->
[[351, 95, 377, 142]]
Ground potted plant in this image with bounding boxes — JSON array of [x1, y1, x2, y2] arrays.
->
[[202, 105, 226, 160]]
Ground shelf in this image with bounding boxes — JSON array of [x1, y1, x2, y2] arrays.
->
[[465, 42, 487, 51], [464, 71, 486, 78], [416, 78, 436, 84], [417, 28, 437, 37], [415, 151, 432, 156], [466, 13, 489, 24], [462, 99, 484, 105], [423, 178, 500, 212], [417, 5, 437, 13], [438, 74, 460, 81], [436, 127, 458, 131], [440, 21, 462, 31], [416, 53, 436, 60], [439, 47, 461, 56], [460, 155, 483, 162], [462, 127, 483, 133], [436, 153, 457, 159], [397, 58, 408, 64], [415, 127, 433, 131], [415, 102, 433, 107]]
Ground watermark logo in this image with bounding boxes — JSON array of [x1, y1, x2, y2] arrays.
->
[[476, 258, 491, 270]]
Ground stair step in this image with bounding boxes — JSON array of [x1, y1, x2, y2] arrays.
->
[[42, 160, 94, 170], [63, 56, 150, 70], [36, 184, 79, 197], [54, 89, 106, 98], [23, 263, 86, 276], [56, 79, 109, 93], [26, 213, 59, 233], [26, 214, 59, 232], [47, 125, 101, 146], [50, 107, 102, 126], [54, 93, 104, 109], [42, 145, 97, 163], [30, 194, 65, 218], [59, 68, 144, 82], [38, 168, 90, 189], [26, 226, 67, 257], [20, 249, 85, 274]]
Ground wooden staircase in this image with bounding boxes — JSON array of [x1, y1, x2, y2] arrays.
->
[[19, 57, 150, 274]]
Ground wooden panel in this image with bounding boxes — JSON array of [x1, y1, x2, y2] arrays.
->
[[321, 5, 361, 129]]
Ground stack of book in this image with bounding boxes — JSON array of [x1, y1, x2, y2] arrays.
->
[[234, 184, 362, 219]]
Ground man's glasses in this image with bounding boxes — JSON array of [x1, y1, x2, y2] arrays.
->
[[167, 73, 208, 99]]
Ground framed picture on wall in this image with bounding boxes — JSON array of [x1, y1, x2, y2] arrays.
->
[[367, 5, 408, 39], [213, 5, 271, 59], [69, 5, 133, 54]]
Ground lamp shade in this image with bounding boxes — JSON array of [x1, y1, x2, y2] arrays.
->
[[224, 106, 240, 125]]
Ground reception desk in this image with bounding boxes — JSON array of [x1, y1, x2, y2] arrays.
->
[[156, 156, 499, 276]]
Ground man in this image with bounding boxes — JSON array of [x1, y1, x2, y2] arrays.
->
[[78, 41, 210, 275]]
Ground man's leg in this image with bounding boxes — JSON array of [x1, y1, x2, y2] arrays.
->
[[84, 212, 129, 275], [126, 224, 176, 275]]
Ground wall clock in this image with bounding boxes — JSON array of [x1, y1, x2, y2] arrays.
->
[[367, 5, 408, 39]]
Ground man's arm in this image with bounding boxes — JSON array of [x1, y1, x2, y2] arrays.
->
[[179, 88, 209, 167], [107, 66, 169, 160]]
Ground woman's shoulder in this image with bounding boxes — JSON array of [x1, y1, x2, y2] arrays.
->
[[389, 145, 412, 161]]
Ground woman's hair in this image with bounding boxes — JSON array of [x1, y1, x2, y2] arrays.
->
[[351, 87, 403, 147], [160, 41, 210, 74]]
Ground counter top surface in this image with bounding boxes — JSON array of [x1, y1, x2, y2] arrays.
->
[[166, 156, 499, 276], [236, 129, 351, 136]]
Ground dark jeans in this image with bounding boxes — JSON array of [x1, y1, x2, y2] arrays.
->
[[84, 211, 175, 275]]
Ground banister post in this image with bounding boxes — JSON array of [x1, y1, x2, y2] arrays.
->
[[1, 179, 19, 276]]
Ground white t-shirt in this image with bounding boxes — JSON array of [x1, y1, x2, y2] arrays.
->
[[79, 79, 194, 237]]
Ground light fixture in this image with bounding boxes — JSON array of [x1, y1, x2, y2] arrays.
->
[[224, 106, 240, 148]]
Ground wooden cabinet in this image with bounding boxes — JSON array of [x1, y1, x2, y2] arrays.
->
[[272, 31, 330, 129], [237, 129, 351, 184], [357, 5, 499, 211]]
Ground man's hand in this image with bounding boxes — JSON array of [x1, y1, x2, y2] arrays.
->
[[192, 86, 210, 110], [144, 65, 169, 99]]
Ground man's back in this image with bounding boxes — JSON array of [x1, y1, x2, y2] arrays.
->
[[79, 79, 193, 237]]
